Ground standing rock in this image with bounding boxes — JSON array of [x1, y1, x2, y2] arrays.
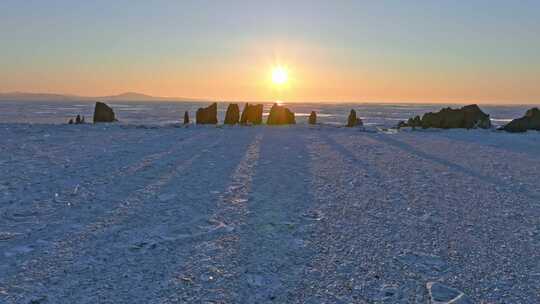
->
[[68, 119, 74, 124], [75, 115, 81, 124], [183, 111, 190, 124], [347, 109, 363, 127], [224, 104, 240, 125], [308, 111, 317, 125], [196, 103, 218, 124], [267, 103, 296, 125], [502, 107, 540, 133], [93, 102, 116, 123], [240, 103, 263, 125], [81, 116, 85, 123]]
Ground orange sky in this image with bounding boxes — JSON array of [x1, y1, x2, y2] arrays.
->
[[1, 2, 539, 104]]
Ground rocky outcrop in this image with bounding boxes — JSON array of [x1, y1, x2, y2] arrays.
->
[[240, 103, 263, 125], [422, 104, 491, 129], [501, 107, 540, 133], [308, 111, 317, 125], [93, 102, 116, 123], [183, 111, 190, 124], [347, 109, 363, 127], [267, 103, 296, 125], [196, 103, 218, 124], [399, 104, 491, 129], [224, 104, 240, 125]]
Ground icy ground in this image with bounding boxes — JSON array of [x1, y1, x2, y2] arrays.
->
[[0, 123, 539, 303]]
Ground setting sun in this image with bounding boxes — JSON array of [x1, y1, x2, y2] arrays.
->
[[271, 67, 288, 85]]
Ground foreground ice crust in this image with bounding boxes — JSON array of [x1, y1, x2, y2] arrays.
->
[[0, 123, 539, 303]]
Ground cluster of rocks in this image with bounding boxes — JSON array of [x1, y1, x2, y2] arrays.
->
[[85, 100, 364, 127], [74, 101, 540, 135], [68, 114, 86, 124], [500, 107, 540, 133], [192, 102, 265, 125], [193, 102, 294, 125], [398, 104, 491, 129], [68, 102, 116, 124], [187, 102, 366, 127], [398, 104, 540, 133]]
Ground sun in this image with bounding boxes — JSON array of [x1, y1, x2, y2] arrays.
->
[[271, 66, 288, 85]]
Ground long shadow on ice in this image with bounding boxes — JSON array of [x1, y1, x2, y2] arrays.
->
[[233, 128, 317, 303], [364, 133, 540, 201]]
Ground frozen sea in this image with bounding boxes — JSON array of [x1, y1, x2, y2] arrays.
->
[[0, 100, 539, 303], [0, 100, 534, 127]]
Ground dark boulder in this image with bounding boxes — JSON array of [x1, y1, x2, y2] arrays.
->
[[224, 104, 240, 125], [68, 119, 74, 124], [502, 107, 540, 133], [267, 103, 296, 125], [240, 103, 263, 125], [93, 102, 116, 123], [308, 111, 317, 125], [183, 111, 190, 124], [347, 109, 363, 127], [196, 103, 218, 124], [75, 115, 81, 124], [420, 104, 491, 129], [400, 104, 491, 129]]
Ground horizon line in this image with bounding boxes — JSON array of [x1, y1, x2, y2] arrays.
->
[[0, 90, 538, 106]]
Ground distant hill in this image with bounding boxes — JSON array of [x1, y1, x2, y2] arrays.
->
[[0, 92, 205, 102]]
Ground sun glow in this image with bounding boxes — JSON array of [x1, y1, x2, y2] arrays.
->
[[271, 66, 288, 85]]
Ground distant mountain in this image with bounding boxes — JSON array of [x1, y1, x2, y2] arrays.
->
[[0, 91, 204, 102], [0, 92, 82, 101]]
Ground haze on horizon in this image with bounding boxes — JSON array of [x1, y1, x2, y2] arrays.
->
[[1, 1, 539, 104]]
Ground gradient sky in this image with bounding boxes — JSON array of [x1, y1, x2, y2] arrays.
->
[[1, 0, 539, 103]]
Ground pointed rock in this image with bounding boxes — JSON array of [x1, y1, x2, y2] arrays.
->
[[93, 102, 116, 123], [183, 111, 190, 124], [308, 111, 317, 125], [224, 104, 240, 125], [196, 103, 218, 124], [347, 109, 362, 127], [267, 103, 296, 125]]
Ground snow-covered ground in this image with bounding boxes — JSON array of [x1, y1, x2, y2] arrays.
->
[[0, 123, 539, 303]]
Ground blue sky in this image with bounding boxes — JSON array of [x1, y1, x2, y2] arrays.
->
[[1, 0, 539, 102]]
